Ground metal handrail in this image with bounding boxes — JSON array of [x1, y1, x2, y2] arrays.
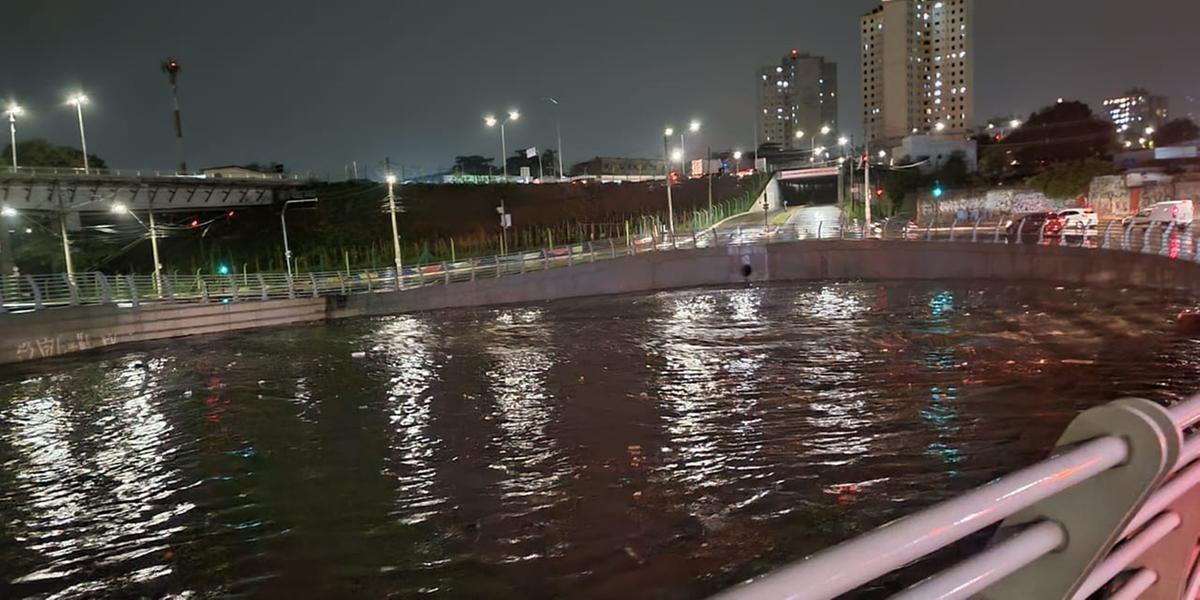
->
[[713, 436, 1130, 599], [2, 218, 1195, 313], [717, 393, 1200, 600]]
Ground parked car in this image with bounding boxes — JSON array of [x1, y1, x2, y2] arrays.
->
[[1056, 208, 1098, 233], [1005, 212, 1064, 243], [1122, 201, 1195, 229]]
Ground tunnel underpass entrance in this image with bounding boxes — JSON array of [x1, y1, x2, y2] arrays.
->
[[777, 165, 841, 207], [780, 178, 839, 207]]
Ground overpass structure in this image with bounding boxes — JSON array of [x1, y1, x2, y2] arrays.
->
[[0, 167, 316, 213], [0, 167, 318, 276]]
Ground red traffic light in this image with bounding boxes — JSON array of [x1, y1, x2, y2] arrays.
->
[[190, 218, 200, 228], [226, 210, 236, 218], [875, 188, 885, 198]]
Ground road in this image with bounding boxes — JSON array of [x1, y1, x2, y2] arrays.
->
[[784, 204, 842, 236]]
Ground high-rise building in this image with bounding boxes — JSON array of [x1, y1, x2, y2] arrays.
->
[[756, 50, 838, 150], [862, 0, 975, 145], [1104, 88, 1169, 145]]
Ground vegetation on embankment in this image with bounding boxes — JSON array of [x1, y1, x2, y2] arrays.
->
[[12, 174, 769, 274]]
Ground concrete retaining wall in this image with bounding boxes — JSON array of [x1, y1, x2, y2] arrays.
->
[[6, 241, 1200, 365], [331, 241, 1200, 321], [0, 297, 325, 365]]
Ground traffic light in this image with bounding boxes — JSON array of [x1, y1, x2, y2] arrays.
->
[[226, 210, 236, 219], [217, 264, 230, 275], [932, 182, 945, 198], [190, 218, 200, 228], [875, 188, 885, 198]]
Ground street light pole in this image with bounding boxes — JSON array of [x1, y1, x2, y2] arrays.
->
[[864, 137, 873, 228], [547, 97, 565, 180], [149, 205, 162, 289], [707, 145, 713, 212], [280, 198, 317, 278], [57, 205, 74, 277], [5, 104, 21, 171], [68, 94, 90, 174], [386, 174, 403, 277], [663, 128, 676, 247], [485, 110, 520, 181]]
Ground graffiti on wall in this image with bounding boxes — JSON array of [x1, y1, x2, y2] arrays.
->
[[1088, 175, 1131, 216], [14, 332, 119, 361], [918, 189, 1068, 223]]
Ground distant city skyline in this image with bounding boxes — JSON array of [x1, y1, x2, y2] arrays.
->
[[1, 0, 1197, 177]]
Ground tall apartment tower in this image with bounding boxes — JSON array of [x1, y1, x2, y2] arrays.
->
[[862, 0, 974, 145], [757, 50, 838, 149]]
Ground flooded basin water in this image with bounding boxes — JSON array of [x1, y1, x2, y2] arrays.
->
[[0, 281, 1197, 598]]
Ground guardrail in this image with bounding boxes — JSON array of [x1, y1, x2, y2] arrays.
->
[[0, 239, 632, 312], [3, 215, 1198, 314], [0, 166, 302, 180], [714, 394, 1200, 599]]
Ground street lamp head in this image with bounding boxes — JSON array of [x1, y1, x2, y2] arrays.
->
[[67, 93, 89, 106], [671, 149, 683, 161], [733, 151, 743, 160], [484, 115, 498, 128], [5, 104, 22, 117], [795, 130, 805, 139], [111, 202, 129, 214], [688, 120, 701, 133], [664, 127, 674, 137], [385, 174, 397, 184], [507, 110, 520, 121], [838, 136, 849, 146], [820, 125, 832, 135], [1, 206, 15, 217]]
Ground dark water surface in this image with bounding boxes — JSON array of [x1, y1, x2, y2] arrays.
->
[[1, 281, 1197, 599]]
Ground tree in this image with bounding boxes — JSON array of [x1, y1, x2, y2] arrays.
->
[[243, 162, 284, 174], [0, 138, 106, 169], [1001, 101, 1116, 175], [1153, 118, 1200, 147], [453, 155, 495, 176], [1025, 158, 1116, 199]]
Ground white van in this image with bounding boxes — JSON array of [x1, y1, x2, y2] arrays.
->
[[1123, 201, 1195, 229]]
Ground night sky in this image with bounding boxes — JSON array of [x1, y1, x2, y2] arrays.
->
[[3, 0, 1197, 178]]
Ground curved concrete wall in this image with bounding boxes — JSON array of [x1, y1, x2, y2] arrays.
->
[[5, 241, 1200, 365], [331, 241, 1200, 320]]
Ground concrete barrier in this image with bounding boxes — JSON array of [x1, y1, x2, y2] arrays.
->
[[6, 240, 1200, 365], [0, 297, 325, 365]]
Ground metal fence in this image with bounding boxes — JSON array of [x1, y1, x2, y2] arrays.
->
[[0, 166, 301, 180], [715, 394, 1200, 599], [3, 215, 1198, 313], [0, 239, 628, 312]]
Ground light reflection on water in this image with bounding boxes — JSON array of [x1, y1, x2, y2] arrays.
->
[[0, 281, 1197, 599]]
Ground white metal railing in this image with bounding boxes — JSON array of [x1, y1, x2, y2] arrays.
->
[[715, 394, 1200, 600], [0, 165, 302, 180], [3, 215, 1198, 314]]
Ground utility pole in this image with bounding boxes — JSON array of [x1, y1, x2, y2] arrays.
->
[[149, 203, 162, 295], [663, 128, 676, 247], [385, 157, 403, 277], [707, 145, 713, 212], [864, 137, 872, 228], [162, 58, 186, 173]]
